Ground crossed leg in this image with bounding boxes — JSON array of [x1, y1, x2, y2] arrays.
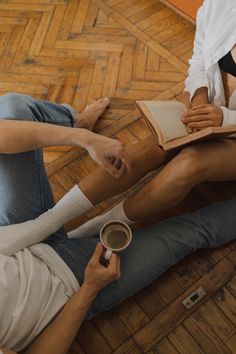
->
[[75, 137, 236, 238], [123, 138, 236, 221]]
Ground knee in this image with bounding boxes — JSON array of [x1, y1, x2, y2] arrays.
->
[[168, 146, 207, 186], [0, 93, 34, 121], [140, 135, 168, 165]]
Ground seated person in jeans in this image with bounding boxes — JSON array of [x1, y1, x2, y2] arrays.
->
[[0, 93, 235, 354]]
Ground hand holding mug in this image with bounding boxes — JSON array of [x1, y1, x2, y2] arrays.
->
[[83, 243, 121, 296]]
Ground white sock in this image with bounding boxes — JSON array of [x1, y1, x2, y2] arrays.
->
[[54, 185, 93, 220], [67, 201, 134, 239]]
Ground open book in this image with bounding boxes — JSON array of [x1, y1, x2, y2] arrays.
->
[[136, 100, 236, 150]]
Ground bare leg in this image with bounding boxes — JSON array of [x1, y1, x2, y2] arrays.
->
[[79, 135, 174, 205], [78, 91, 190, 204], [124, 139, 236, 221]]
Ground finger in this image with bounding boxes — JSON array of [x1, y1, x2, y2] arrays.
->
[[117, 256, 121, 276], [89, 242, 104, 263], [107, 252, 119, 271], [187, 127, 199, 133], [187, 121, 213, 129], [103, 159, 120, 177], [192, 104, 210, 110], [113, 166, 124, 178], [117, 162, 126, 176], [106, 163, 122, 178], [111, 156, 116, 165], [109, 155, 128, 178], [119, 151, 132, 174], [182, 114, 211, 123], [183, 109, 210, 118], [112, 157, 123, 170]]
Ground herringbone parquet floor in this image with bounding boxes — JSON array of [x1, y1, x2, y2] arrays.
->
[[1, 0, 236, 353]]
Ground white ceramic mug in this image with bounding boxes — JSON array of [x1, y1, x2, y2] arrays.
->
[[100, 220, 132, 260]]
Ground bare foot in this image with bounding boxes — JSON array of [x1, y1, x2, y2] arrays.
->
[[76, 97, 110, 130]]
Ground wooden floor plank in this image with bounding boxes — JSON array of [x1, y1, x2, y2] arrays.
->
[[113, 338, 142, 354], [183, 311, 229, 354], [134, 285, 167, 320], [168, 324, 205, 354], [226, 332, 236, 354], [213, 287, 236, 327], [93, 310, 130, 350], [147, 337, 180, 354], [197, 299, 235, 343], [115, 297, 149, 333], [134, 259, 234, 352], [76, 321, 113, 354]]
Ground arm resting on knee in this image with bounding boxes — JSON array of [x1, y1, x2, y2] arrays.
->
[[0, 120, 92, 154]]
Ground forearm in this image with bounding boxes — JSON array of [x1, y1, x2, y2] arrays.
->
[[191, 87, 208, 107], [24, 285, 97, 354], [0, 120, 92, 153]]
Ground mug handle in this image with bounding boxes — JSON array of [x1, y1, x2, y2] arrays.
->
[[104, 249, 112, 260]]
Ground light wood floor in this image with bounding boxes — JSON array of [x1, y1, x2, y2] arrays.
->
[[0, 0, 236, 353]]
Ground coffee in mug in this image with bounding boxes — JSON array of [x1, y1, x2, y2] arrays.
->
[[100, 220, 132, 260]]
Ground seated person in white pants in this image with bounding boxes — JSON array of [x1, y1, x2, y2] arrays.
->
[[0, 93, 236, 354]]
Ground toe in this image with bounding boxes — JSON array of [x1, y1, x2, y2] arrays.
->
[[99, 97, 110, 107], [83, 97, 110, 116]]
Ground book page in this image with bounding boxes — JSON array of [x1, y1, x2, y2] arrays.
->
[[143, 101, 188, 142]]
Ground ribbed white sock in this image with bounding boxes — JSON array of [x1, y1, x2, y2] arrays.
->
[[67, 201, 134, 239], [54, 185, 93, 220]]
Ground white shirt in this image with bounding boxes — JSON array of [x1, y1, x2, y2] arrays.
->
[[0, 186, 89, 352], [185, 0, 236, 125]]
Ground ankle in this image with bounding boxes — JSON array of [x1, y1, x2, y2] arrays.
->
[[76, 114, 91, 129]]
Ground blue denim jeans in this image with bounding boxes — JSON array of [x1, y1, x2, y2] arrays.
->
[[0, 93, 235, 320]]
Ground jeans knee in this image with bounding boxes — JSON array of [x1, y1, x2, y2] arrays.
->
[[0, 93, 34, 121]]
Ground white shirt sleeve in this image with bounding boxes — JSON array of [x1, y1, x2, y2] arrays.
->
[[185, 2, 209, 101], [0, 185, 87, 256], [220, 106, 236, 126]]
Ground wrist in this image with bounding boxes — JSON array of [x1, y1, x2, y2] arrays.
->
[[70, 128, 96, 150], [80, 282, 99, 299], [72, 284, 98, 312], [191, 87, 208, 107]]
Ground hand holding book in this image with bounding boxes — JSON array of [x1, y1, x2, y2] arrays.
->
[[136, 100, 236, 151], [182, 104, 223, 132]]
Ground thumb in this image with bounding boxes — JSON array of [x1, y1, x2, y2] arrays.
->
[[105, 164, 121, 178], [90, 242, 104, 263]]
